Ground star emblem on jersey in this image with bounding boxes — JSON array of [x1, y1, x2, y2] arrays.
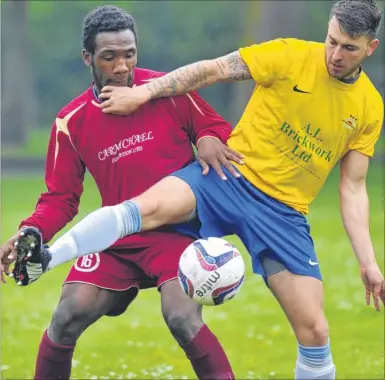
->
[[293, 85, 311, 94], [342, 115, 358, 130]]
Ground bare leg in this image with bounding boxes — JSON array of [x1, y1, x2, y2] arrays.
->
[[34, 283, 130, 379], [161, 280, 234, 379], [133, 176, 197, 230], [44, 176, 196, 270], [268, 271, 335, 379]]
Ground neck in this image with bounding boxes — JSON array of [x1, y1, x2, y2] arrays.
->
[[342, 66, 361, 81]]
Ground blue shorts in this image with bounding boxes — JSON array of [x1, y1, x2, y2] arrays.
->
[[172, 162, 321, 282]]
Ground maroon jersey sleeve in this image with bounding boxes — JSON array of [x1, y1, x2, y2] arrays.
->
[[19, 121, 86, 243], [170, 91, 232, 145]]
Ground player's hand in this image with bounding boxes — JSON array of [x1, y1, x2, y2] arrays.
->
[[0, 233, 19, 283], [360, 263, 385, 311], [197, 137, 244, 180], [99, 85, 150, 115]]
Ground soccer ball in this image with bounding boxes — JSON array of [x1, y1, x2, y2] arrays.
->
[[178, 237, 245, 306]]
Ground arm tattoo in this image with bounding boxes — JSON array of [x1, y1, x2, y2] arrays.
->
[[144, 51, 251, 100], [220, 51, 252, 81], [146, 62, 210, 99]]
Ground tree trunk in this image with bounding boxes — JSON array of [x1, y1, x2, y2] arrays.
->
[[1, 1, 36, 148]]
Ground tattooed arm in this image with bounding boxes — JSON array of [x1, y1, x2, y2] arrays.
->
[[99, 51, 251, 115], [146, 51, 252, 99]]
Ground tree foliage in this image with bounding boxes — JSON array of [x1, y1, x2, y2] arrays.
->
[[27, 1, 248, 127], [3, 0, 384, 140]]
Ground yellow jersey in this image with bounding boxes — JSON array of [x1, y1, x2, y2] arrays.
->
[[228, 38, 384, 214]]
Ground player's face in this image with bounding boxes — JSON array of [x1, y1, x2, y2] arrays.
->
[[83, 29, 138, 91], [325, 17, 379, 80]]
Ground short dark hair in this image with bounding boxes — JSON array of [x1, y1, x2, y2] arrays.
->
[[82, 5, 138, 55], [330, 0, 382, 39]]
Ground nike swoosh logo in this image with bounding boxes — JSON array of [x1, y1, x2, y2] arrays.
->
[[293, 85, 311, 94], [309, 259, 318, 266]]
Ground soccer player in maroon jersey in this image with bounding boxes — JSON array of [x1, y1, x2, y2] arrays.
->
[[0, 6, 241, 379]]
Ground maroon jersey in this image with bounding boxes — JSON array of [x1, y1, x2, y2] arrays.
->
[[20, 68, 232, 247]]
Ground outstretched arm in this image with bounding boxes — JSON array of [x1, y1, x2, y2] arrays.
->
[[339, 150, 384, 310], [146, 51, 252, 99], [99, 51, 252, 115], [100, 39, 301, 115]]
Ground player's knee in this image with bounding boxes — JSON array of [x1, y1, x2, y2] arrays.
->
[[134, 195, 160, 220], [163, 307, 203, 344], [297, 315, 329, 346], [308, 317, 329, 345], [49, 295, 97, 345], [134, 176, 196, 228]]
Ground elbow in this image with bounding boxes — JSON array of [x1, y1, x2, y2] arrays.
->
[[338, 181, 349, 200], [339, 181, 369, 220], [338, 181, 354, 215], [339, 179, 367, 199], [338, 177, 358, 199], [65, 200, 80, 220], [338, 183, 347, 199]]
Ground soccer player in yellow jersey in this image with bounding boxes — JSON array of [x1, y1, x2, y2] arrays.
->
[[10, 1, 384, 379]]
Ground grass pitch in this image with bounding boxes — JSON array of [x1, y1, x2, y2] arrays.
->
[[1, 165, 384, 379]]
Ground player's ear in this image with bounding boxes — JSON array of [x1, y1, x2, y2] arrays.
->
[[367, 38, 379, 57], [82, 49, 92, 67]]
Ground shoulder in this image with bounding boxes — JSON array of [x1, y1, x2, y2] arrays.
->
[[239, 38, 320, 70], [56, 87, 91, 121], [283, 39, 324, 62], [361, 73, 383, 106], [280, 38, 314, 48], [254, 38, 318, 53], [360, 73, 384, 120], [261, 38, 324, 62]]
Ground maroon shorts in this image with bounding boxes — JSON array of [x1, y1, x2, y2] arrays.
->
[[64, 233, 194, 316]]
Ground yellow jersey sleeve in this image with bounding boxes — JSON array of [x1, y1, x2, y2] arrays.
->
[[239, 38, 302, 86], [349, 96, 384, 157]]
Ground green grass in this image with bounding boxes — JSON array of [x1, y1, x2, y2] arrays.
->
[[1, 129, 385, 159], [1, 129, 50, 158], [1, 166, 384, 379]]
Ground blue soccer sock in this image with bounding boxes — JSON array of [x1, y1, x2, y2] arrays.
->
[[119, 200, 142, 236], [48, 200, 141, 269], [295, 340, 336, 380]]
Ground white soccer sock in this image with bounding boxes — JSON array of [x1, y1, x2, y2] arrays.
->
[[47, 201, 141, 270], [295, 361, 336, 380], [295, 341, 336, 380]]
